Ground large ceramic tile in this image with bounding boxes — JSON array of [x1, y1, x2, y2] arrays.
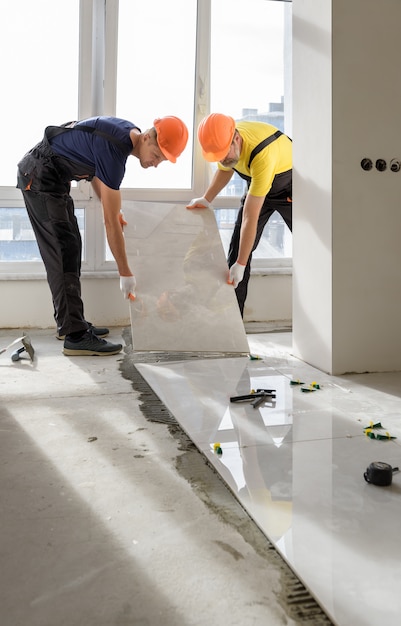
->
[[136, 354, 401, 626], [136, 358, 365, 446], [288, 436, 401, 626], [123, 201, 249, 353], [249, 334, 401, 442]]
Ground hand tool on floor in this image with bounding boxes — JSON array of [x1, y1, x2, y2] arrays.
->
[[230, 388, 276, 409], [364, 461, 399, 486], [0, 334, 35, 362]]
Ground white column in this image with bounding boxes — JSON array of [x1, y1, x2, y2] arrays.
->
[[292, 0, 401, 374]]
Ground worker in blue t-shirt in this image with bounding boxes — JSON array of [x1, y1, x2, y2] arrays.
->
[[17, 116, 188, 356]]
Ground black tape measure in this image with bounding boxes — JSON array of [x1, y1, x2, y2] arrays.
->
[[364, 461, 399, 486]]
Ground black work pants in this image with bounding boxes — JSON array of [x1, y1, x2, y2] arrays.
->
[[21, 188, 87, 337], [227, 182, 292, 317]]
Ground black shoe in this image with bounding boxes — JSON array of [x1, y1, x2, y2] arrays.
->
[[56, 322, 110, 341], [63, 329, 122, 356]]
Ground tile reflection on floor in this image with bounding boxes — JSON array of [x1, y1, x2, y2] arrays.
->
[[136, 333, 401, 626]]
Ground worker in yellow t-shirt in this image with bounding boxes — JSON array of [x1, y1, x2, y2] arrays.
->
[[187, 113, 292, 317]]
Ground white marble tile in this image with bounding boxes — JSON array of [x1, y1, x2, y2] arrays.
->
[[137, 358, 366, 446], [123, 201, 249, 353], [136, 347, 401, 626]]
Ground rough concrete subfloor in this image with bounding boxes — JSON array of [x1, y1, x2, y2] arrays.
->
[[0, 327, 332, 626]]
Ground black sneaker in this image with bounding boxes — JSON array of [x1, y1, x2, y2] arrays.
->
[[56, 322, 110, 341], [63, 329, 122, 356]]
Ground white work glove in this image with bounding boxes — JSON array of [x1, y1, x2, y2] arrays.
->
[[186, 197, 212, 210], [228, 262, 246, 288], [120, 275, 136, 300]]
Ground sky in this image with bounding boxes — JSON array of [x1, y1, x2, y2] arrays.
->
[[1, 0, 287, 188]]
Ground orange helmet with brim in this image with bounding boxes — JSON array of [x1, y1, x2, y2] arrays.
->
[[197, 113, 236, 162], [154, 116, 189, 163]]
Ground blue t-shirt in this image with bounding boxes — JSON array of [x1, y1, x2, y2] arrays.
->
[[49, 117, 140, 189]]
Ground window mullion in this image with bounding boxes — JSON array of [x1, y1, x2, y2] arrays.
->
[[78, 0, 95, 119], [193, 0, 212, 197], [104, 0, 119, 116]]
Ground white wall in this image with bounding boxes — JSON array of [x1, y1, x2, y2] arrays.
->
[[292, 0, 333, 372], [293, 0, 401, 374], [0, 277, 130, 331], [245, 272, 292, 324], [0, 273, 292, 330]]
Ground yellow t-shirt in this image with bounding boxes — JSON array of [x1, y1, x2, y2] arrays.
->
[[218, 121, 292, 197]]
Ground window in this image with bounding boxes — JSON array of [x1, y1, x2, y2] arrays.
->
[[0, 208, 40, 261], [116, 0, 197, 190], [0, 0, 292, 275], [0, 0, 80, 187], [210, 0, 292, 264], [0, 208, 85, 263], [0, 0, 81, 274]]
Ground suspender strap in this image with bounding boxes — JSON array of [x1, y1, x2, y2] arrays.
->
[[247, 130, 283, 168], [45, 122, 130, 152], [233, 130, 290, 186]]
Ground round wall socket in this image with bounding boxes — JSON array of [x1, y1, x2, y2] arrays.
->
[[360, 158, 373, 171], [375, 159, 387, 172]]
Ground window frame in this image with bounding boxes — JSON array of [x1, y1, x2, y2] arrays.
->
[[0, 0, 292, 278]]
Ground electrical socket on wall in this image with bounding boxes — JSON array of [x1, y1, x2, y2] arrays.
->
[[360, 158, 401, 172]]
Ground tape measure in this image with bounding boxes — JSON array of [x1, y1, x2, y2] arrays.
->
[[364, 461, 398, 486]]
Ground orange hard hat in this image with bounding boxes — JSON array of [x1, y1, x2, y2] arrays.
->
[[197, 113, 236, 162], [153, 116, 189, 163]]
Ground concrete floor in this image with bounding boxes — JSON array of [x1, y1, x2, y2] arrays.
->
[[0, 327, 331, 626]]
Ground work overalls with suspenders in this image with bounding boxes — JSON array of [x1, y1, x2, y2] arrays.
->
[[227, 130, 292, 316], [17, 122, 133, 336]]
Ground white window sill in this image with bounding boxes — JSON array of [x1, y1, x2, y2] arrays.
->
[[251, 266, 292, 276], [0, 270, 120, 281]]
